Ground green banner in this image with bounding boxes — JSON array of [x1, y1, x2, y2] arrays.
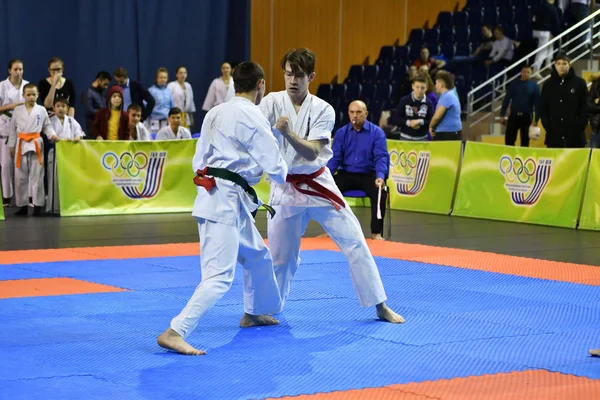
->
[[453, 142, 590, 228], [387, 140, 462, 214], [0, 184, 4, 221], [57, 140, 199, 216], [578, 149, 600, 231]]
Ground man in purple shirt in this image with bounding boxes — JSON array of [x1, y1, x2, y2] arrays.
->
[[327, 100, 389, 240]]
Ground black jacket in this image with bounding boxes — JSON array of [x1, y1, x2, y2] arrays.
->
[[588, 78, 600, 132], [390, 93, 434, 137], [539, 66, 588, 148], [533, 1, 561, 37], [109, 80, 155, 121]]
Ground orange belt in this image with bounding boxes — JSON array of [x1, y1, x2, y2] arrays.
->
[[16, 132, 42, 169]]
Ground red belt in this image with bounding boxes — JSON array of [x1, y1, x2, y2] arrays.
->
[[286, 166, 345, 210]]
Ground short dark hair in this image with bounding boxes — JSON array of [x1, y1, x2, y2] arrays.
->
[[8, 59, 23, 70], [412, 74, 428, 85], [23, 83, 37, 93], [53, 95, 69, 106], [114, 67, 128, 79], [168, 107, 182, 117], [128, 103, 142, 113], [280, 48, 316, 76], [494, 25, 504, 33], [176, 65, 187, 74], [96, 71, 112, 81], [232, 61, 265, 93], [521, 64, 533, 70], [436, 70, 455, 89]]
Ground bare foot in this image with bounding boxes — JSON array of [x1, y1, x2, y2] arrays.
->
[[590, 348, 600, 357], [239, 313, 280, 328], [376, 303, 405, 324], [371, 233, 385, 241], [157, 328, 205, 355]]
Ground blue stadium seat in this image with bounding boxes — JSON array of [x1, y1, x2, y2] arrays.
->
[[191, 132, 200, 139], [346, 65, 364, 84], [517, 24, 532, 41], [468, 8, 483, 26], [345, 83, 361, 100], [391, 64, 408, 86], [472, 65, 488, 82], [393, 46, 410, 65], [316, 84, 332, 101], [409, 45, 422, 62], [515, 6, 532, 25], [408, 29, 425, 45], [362, 65, 378, 84], [428, 44, 441, 56], [436, 12, 453, 28], [441, 43, 456, 59], [452, 11, 469, 27], [500, 8, 515, 25], [331, 84, 346, 99], [469, 25, 482, 42], [424, 29, 440, 45], [440, 27, 455, 45], [377, 46, 395, 64], [456, 42, 472, 57], [504, 25, 518, 40], [376, 64, 393, 84], [454, 63, 472, 80], [483, 7, 499, 25], [366, 101, 382, 124], [361, 84, 375, 100], [375, 84, 392, 100], [455, 26, 470, 43]]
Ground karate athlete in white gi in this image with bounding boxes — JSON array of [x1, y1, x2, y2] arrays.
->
[[157, 61, 288, 355], [155, 107, 192, 140], [0, 59, 28, 205], [259, 48, 404, 323], [127, 104, 152, 141], [46, 96, 85, 213], [8, 83, 58, 216]]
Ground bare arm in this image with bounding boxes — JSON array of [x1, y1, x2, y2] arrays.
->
[[44, 76, 62, 109], [430, 105, 447, 133], [276, 116, 327, 161], [0, 102, 22, 113]]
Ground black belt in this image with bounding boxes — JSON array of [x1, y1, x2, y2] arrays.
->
[[194, 166, 275, 218]]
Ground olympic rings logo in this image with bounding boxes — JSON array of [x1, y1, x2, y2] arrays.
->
[[499, 156, 536, 184], [389, 150, 418, 176], [102, 152, 149, 177]]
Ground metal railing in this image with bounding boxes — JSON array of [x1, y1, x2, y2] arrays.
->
[[466, 8, 600, 136]]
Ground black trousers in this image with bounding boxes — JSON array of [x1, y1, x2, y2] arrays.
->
[[434, 131, 462, 141], [333, 170, 386, 234], [505, 113, 530, 147]]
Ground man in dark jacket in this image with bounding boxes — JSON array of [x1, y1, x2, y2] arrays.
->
[[532, 0, 562, 72], [539, 52, 588, 148], [111, 67, 155, 121], [82, 71, 111, 137], [389, 74, 434, 141], [588, 74, 600, 148]]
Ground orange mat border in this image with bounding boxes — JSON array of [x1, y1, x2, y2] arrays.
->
[[270, 370, 600, 400], [0, 277, 128, 299], [1, 238, 599, 285]]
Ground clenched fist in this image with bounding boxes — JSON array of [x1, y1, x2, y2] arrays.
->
[[275, 116, 291, 136]]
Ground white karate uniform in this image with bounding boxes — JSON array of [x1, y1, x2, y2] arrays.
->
[[167, 81, 196, 127], [155, 125, 192, 140], [7, 104, 57, 207], [259, 91, 387, 309], [0, 78, 28, 199], [46, 115, 85, 213], [202, 77, 235, 111], [170, 96, 288, 339], [131, 122, 152, 141]]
